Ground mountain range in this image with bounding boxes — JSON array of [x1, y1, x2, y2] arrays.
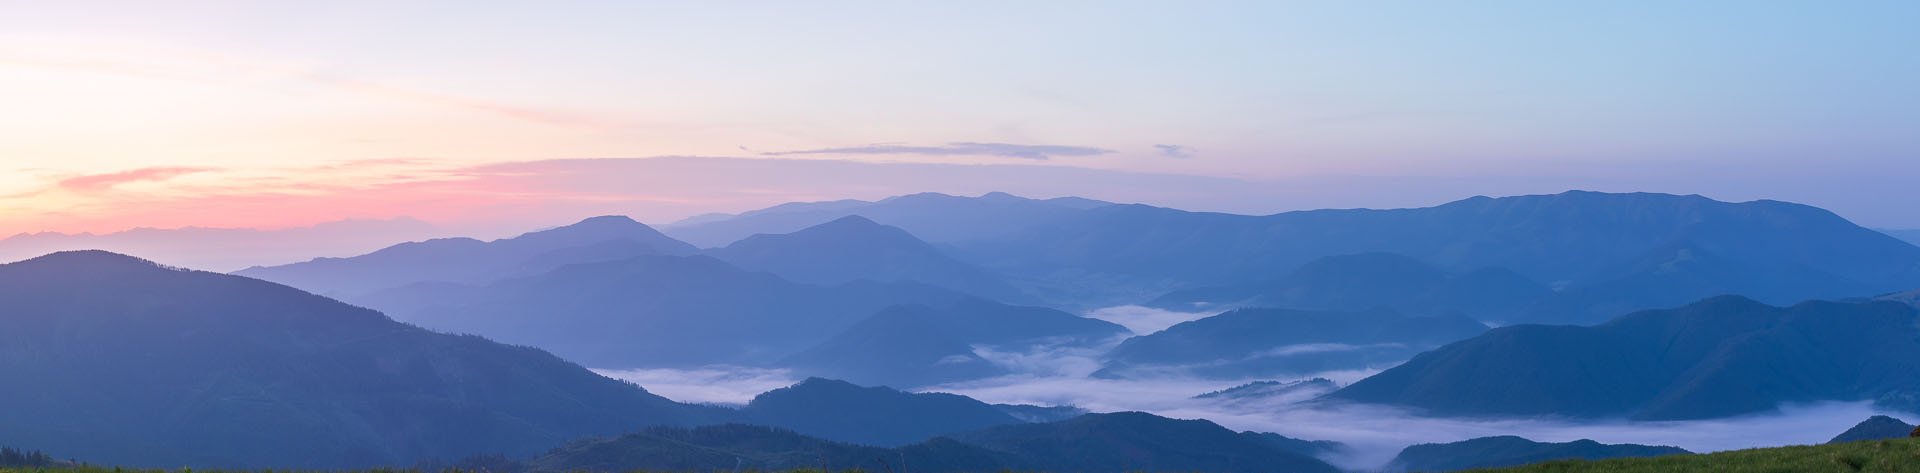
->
[[1328, 296, 1920, 419], [949, 190, 1920, 316]]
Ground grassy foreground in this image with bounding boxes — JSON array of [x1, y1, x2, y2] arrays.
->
[[1471, 438, 1920, 473], [4, 439, 1919, 473]]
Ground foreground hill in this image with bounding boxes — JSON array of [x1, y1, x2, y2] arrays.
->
[[942, 412, 1340, 473], [1830, 416, 1917, 444], [519, 411, 1342, 473], [1387, 436, 1689, 472], [528, 411, 1342, 473], [738, 378, 1024, 447], [0, 251, 722, 469], [1469, 438, 1920, 473], [1328, 296, 1920, 419], [706, 215, 1032, 303], [962, 191, 1920, 317], [236, 216, 697, 299], [1098, 307, 1488, 379]]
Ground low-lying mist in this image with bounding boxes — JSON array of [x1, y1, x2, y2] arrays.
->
[[596, 304, 1914, 472]]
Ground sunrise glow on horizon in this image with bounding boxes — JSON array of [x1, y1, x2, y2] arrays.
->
[[4, 1, 1916, 235]]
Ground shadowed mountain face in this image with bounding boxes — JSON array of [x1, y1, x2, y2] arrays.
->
[[960, 191, 1920, 312], [235, 216, 697, 299], [664, 192, 1113, 248], [782, 300, 1128, 388], [1830, 416, 1917, 444], [739, 378, 1023, 447], [944, 412, 1341, 473], [1328, 296, 1920, 420], [1097, 307, 1488, 379], [1386, 436, 1690, 472], [706, 215, 1032, 303], [354, 254, 972, 368], [0, 251, 723, 469], [1150, 253, 1552, 319]]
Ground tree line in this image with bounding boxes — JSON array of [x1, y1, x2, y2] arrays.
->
[[0, 447, 54, 467]]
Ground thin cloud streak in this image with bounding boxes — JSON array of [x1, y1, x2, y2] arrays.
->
[[58, 166, 218, 192]]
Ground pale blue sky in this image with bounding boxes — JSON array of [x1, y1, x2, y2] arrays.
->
[[1, 1, 1915, 232]]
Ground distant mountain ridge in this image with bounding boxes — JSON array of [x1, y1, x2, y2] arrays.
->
[[1328, 295, 1920, 419], [236, 216, 697, 299], [0, 251, 724, 469], [957, 190, 1920, 314], [665, 191, 1114, 248], [706, 215, 1032, 303]]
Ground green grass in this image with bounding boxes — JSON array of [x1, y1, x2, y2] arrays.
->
[[6, 440, 1920, 473], [1470, 438, 1920, 473]]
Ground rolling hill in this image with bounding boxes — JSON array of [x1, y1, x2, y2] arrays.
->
[[0, 251, 723, 469], [1386, 436, 1689, 472], [1327, 295, 1920, 419]]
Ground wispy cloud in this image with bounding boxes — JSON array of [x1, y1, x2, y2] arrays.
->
[[762, 142, 1114, 160], [1154, 144, 1194, 158], [58, 166, 218, 192]]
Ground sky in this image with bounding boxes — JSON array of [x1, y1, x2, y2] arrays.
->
[[2, 1, 1916, 235]]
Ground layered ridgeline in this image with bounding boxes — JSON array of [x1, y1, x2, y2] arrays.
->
[[236, 215, 698, 299], [1385, 436, 1689, 472], [357, 252, 1120, 381], [704, 215, 1032, 303], [956, 191, 1920, 319], [246, 214, 1111, 380], [1096, 307, 1488, 379], [525, 411, 1340, 473], [1327, 296, 1920, 419], [663, 192, 1113, 248], [0, 251, 724, 469]]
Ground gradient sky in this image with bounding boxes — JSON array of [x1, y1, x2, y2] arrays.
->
[[3, 1, 1916, 235]]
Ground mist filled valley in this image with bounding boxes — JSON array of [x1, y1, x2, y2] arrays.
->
[[5, 190, 1919, 472]]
